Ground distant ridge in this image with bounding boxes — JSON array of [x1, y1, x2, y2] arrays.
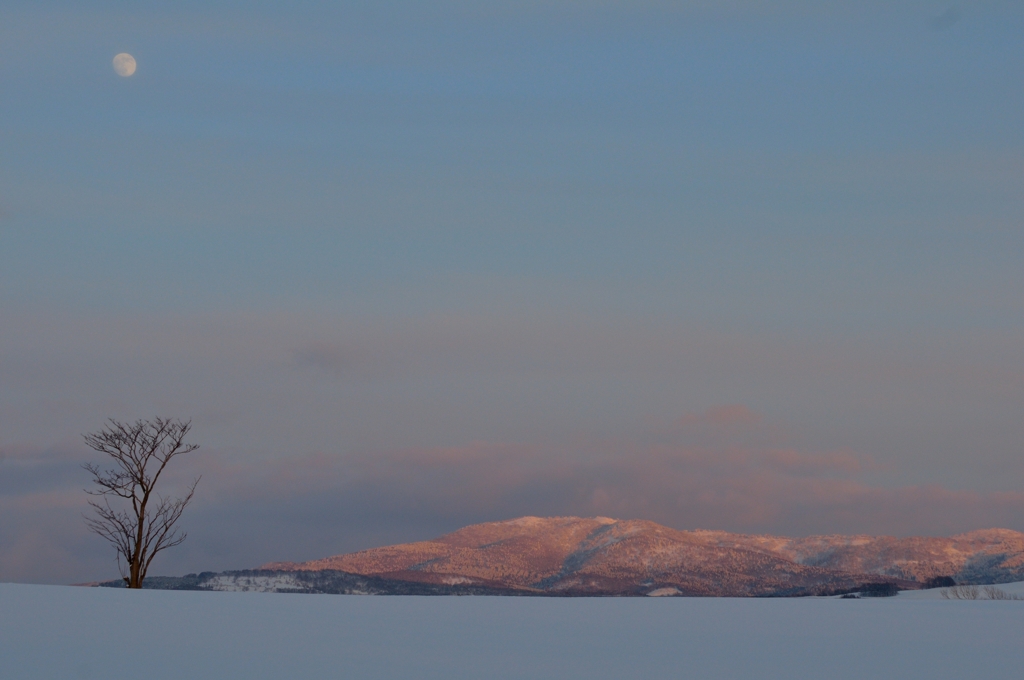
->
[[252, 516, 1024, 597], [102, 517, 1024, 596]]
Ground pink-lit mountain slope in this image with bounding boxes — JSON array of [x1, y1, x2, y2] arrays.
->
[[261, 517, 1024, 596], [703, 527, 1024, 584]]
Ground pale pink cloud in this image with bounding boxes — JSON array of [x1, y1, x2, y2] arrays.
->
[[763, 448, 865, 475], [230, 434, 1021, 540]]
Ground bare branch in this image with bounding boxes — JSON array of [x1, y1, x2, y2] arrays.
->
[[82, 418, 200, 588]]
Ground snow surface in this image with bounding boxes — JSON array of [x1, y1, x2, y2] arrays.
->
[[896, 580, 1024, 600], [3, 583, 1024, 680], [202, 573, 308, 592]]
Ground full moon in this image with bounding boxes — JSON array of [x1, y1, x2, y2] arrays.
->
[[112, 53, 136, 77]]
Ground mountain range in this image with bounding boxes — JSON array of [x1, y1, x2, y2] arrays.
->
[[104, 516, 1024, 596], [254, 516, 1024, 597]]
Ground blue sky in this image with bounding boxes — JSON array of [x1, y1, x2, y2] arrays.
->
[[2, 1, 1023, 583]]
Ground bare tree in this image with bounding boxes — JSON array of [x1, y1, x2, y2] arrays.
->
[[982, 585, 1023, 601], [83, 418, 200, 588], [941, 584, 981, 600]]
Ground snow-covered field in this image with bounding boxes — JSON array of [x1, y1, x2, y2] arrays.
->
[[3, 583, 1023, 679], [896, 580, 1024, 600]]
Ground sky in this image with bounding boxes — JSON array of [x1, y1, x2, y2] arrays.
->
[[1, 0, 1023, 584]]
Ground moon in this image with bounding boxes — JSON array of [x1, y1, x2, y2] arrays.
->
[[112, 53, 136, 77]]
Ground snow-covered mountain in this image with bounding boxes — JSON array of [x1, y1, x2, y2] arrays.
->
[[244, 516, 1024, 596]]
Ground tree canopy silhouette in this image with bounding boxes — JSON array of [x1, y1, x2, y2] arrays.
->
[[83, 418, 200, 588]]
